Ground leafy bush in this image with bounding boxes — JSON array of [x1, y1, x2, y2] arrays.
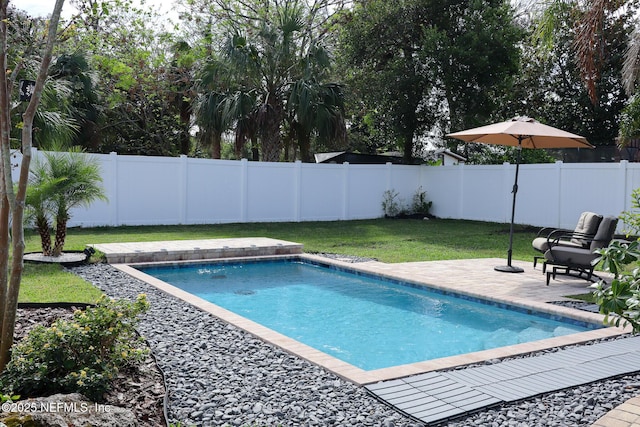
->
[[410, 186, 432, 215], [593, 241, 640, 331], [381, 189, 402, 217], [593, 189, 640, 332], [382, 188, 433, 217], [620, 187, 640, 237], [0, 294, 149, 401]]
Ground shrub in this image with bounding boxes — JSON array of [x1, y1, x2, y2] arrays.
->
[[381, 189, 402, 217], [382, 188, 433, 217], [410, 186, 432, 215], [620, 187, 640, 237], [593, 188, 640, 332], [593, 241, 640, 331], [0, 294, 149, 401]]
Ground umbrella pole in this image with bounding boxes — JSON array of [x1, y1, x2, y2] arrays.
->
[[495, 139, 525, 273]]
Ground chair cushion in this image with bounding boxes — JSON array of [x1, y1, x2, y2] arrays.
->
[[570, 212, 603, 247], [544, 246, 598, 267], [589, 216, 618, 251], [532, 237, 581, 253]]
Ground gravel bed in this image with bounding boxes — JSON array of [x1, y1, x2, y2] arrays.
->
[[71, 263, 640, 427]]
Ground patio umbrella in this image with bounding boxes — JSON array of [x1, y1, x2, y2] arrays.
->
[[446, 116, 594, 273]]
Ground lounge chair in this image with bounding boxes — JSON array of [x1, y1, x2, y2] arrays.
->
[[532, 211, 603, 271], [542, 216, 618, 286]]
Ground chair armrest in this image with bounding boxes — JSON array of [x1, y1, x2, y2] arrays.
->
[[536, 227, 572, 238], [546, 230, 593, 247]]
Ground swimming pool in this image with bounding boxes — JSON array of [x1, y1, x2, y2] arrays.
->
[[136, 258, 599, 371]]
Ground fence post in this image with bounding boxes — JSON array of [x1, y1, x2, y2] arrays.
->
[[554, 161, 563, 228], [342, 162, 350, 220], [458, 163, 465, 219], [294, 160, 302, 222], [179, 155, 188, 224], [386, 162, 393, 191], [240, 158, 248, 222], [109, 152, 118, 226], [619, 160, 630, 214]]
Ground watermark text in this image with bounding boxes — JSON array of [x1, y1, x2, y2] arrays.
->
[[1, 401, 110, 413]]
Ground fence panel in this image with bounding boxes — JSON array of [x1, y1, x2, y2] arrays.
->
[[299, 163, 345, 221], [115, 155, 183, 225], [16, 150, 640, 229], [185, 157, 244, 224], [346, 165, 390, 219], [461, 165, 509, 223], [245, 161, 297, 222]]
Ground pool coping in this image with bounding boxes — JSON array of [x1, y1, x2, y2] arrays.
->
[[113, 253, 629, 386]]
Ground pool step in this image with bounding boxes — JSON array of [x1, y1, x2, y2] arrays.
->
[[90, 237, 303, 264], [366, 335, 640, 425]]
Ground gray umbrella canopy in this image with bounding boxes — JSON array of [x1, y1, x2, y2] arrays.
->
[[446, 116, 593, 273]]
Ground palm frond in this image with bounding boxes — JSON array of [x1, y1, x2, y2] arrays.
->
[[623, 26, 640, 96]]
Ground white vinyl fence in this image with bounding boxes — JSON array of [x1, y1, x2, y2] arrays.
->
[[21, 150, 640, 231]]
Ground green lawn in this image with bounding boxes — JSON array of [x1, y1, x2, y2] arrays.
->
[[20, 263, 103, 303], [20, 218, 541, 303]]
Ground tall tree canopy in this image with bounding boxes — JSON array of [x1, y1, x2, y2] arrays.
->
[[503, 0, 635, 155], [336, 0, 523, 161], [186, 0, 347, 162], [56, 0, 187, 155]]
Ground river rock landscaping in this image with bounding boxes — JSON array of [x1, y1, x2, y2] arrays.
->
[[23, 262, 636, 426]]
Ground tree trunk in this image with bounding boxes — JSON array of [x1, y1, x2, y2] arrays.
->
[[261, 122, 282, 162], [0, 0, 10, 369], [36, 214, 53, 256], [0, 192, 8, 369], [211, 131, 221, 159], [251, 136, 260, 161], [403, 133, 414, 163], [180, 98, 191, 155], [0, 0, 65, 373], [52, 216, 68, 257], [260, 116, 283, 162], [297, 126, 312, 163]]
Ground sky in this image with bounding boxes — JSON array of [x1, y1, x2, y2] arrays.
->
[[17, 0, 178, 21], [17, 0, 84, 18]]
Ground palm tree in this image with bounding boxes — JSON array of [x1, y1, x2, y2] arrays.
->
[[287, 44, 346, 162], [25, 161, 63, 256], [533, 0, 638, 103], [26, 147, 107, 257], [194, 0, 345, 162], [194, 58, 236, 159], [48, 52, 101, 150]]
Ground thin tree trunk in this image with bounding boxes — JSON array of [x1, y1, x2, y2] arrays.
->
[[0, 192, 8, 364], [0, 0, 65, 372], [180, 98, 191, 155], [251, 136, 260, 161], [0, 0, 10, 363]]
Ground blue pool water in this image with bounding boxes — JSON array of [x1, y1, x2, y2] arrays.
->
[[138, 259, 598, 371]]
